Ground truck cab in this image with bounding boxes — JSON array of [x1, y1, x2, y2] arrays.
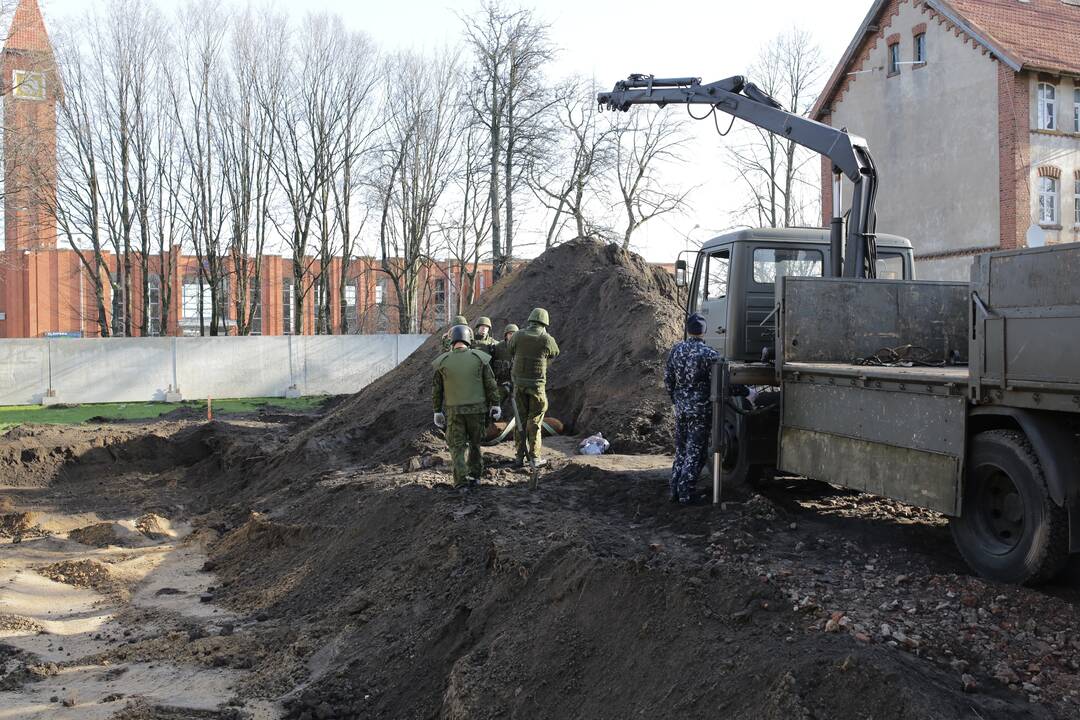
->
[[679, 228, 915, 360]]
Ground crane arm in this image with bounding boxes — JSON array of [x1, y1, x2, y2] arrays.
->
[[598, 75, 878, 279]]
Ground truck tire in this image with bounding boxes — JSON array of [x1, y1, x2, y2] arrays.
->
[[950, 430, 1069, 585]]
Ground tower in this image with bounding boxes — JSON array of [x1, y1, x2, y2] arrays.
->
[[3, 0, 57, 252]]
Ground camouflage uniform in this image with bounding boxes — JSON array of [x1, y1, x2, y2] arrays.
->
[[664, 336, 720, 503], [433, 346, 499, 487], [490, 324, 519, 394], [508, 311, 560, 463]]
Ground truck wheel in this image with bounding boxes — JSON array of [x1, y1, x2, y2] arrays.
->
[[950, 430, 1069, 585]]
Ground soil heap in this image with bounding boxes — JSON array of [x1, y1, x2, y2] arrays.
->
[[290, 239, 683, 468]]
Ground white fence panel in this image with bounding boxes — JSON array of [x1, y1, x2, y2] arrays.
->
[[0, 334, 429, 406]]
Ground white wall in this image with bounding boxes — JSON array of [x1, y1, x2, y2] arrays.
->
[[0, 335, 428, 406], [1027, 74, 1080, 246], [829, 0, 1001, 279]]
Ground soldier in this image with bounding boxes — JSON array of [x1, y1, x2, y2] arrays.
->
[[490, 323, 519, 391], [508, 308, 560, 470], [473, 316, 497, 351], [432, 324, 501, 489], [441, 314, 469, 353], [664, 312, 720, 504]]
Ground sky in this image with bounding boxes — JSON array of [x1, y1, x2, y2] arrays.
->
[[32, 0, 875, 263]]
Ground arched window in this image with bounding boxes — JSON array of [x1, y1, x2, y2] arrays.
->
[[1037, 83, 1056, 130], [1038, 175, 1059, 225]]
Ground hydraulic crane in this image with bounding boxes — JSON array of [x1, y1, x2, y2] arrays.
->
[[598, 74, 879, 278]]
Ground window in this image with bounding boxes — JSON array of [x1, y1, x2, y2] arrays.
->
[[343, 282, 357, 327], [752, 248, 824, 285], [1038, 83, 1056, 130], [375, 277, 388, 305], [249, 286, 262, 336], [1074, 177, 1080, 227], [478, 273, 485, 294], [181, 276, 211, 322], [110, 272, 126, 336], [12, 69, 45, 100], [1074, 88, 1079, 133], [282, 278, 294, 335], [876, 254, 906, 280], [888, 43, 900, 75], [433, 278, 447, 321], [914, 33, 926, 64], [146, 274, 162, 336], [693, 248, 730, 312], [1038, 176, 1059, 225]]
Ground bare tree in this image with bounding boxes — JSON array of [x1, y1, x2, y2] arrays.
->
[[461, 1, 554, 280], [439, 121, 491, 313], [332, 32, 381, 335], [169, 0, 231, 336], [375, 49, 463, 334], [529, 78, 615, 246], [727, 28, 824, 229], [46, 29, 111, 336], [610, 108, 693, 250]]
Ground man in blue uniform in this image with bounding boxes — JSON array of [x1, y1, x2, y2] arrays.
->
[[664, 313, 719, 504]]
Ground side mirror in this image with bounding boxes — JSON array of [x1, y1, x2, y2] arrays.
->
[[674, 259, 688, 288]]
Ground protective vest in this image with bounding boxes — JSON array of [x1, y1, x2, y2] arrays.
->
[[433, 348, 492, 407], [509, 325, 559, 388]]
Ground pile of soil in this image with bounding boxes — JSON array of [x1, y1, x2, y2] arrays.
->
[[37, 558, 124, 596], [202, 459, 1064, 720], [285, 239, 682, 472]]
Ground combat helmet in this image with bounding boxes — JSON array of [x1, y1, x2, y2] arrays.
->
[[452, 314, 468, 327], [527, 307, 550, 326], [448, 324, 473, 347], [476, 316, 492, 330], [503, 323, 519, 336]]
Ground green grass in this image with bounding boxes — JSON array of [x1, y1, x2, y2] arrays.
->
[[0, 395, 329, 433]]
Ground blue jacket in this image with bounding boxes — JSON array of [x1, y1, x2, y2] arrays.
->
[[664, 337, 719, 416]]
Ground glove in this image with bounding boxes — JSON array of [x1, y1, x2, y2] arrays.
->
[[433, 412, 446, 428], [489, 406, 502, 421]]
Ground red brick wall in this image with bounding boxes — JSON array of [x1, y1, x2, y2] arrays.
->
[[997, 65, 1030, 250]]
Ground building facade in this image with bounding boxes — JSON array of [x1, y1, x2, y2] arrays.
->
[[0, 0, 495, 338], [813, 0, 1080, 280]]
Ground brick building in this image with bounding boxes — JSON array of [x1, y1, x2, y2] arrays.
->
[[0, 0, 494, 338], [813, 0, 1080, 279]]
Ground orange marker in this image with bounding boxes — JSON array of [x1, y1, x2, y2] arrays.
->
[[207, 397, 213, 422]]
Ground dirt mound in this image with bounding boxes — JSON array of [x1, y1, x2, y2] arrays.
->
[[0, 511, 48, 540], [284, 239, 681, 474], [135, 513, 174, 540], [38, 558, 125, 596], [0, 423, 216, 488], [68, 522, 140, 548]]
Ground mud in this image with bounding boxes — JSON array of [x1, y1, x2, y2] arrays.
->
[[1, 242, 1078, 718]]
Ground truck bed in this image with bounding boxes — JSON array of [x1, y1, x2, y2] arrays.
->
[[783, 361, 968, 386]]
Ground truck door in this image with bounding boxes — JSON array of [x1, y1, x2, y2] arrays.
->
[[690, 246, 731, 355]]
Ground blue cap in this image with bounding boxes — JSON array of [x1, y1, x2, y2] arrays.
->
[[686, 313, 707, 336]]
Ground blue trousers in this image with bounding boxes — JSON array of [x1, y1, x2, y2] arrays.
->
[[671, 412, 710, 501]]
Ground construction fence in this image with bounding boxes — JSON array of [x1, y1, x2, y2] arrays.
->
[[0, 334, 429, 406]]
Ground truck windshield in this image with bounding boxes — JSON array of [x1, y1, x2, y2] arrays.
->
[[752, 248, 823, 285]]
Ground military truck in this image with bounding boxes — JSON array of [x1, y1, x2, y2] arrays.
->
[[679, 236, 1080, 585], [598, 73, 1080, 584]]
